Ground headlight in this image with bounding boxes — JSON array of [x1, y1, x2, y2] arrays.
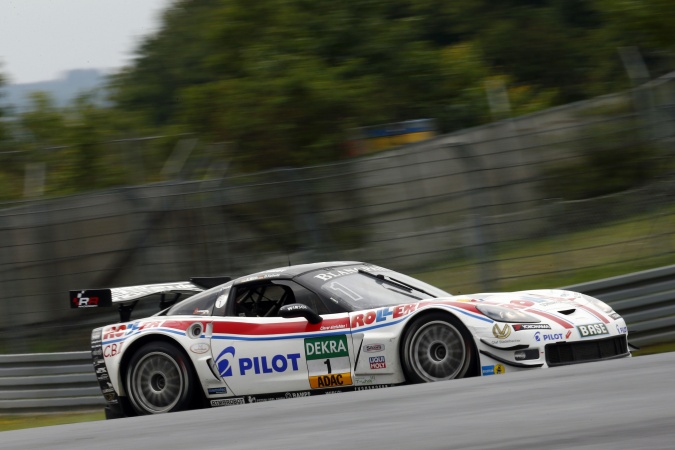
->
[[475, 304, 541, 323], [581, 294, 614, 314]]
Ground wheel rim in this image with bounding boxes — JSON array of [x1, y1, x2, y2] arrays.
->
[[129, 352, 186, 414], [407, 320, 467, 382]]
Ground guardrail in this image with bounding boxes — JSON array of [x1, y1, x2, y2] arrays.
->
[[564, 264, 675, 347], [0, 265, 673, 414], [0, 351, 103, 414]]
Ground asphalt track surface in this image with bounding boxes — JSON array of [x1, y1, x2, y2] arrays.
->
[[3, 352, 674, 450]]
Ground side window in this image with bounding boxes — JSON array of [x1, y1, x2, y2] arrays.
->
[[229, 281, 330, 317], [285, 282, 330, 315], [232, 283, 291, 317]]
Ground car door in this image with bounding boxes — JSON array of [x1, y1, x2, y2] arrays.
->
[[209, 279, 355, 396]]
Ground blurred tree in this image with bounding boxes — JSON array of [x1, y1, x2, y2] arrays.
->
[[0, 69, 21, 200], [109, 0, 501, 169], [18, 92, 66, 145], [0, 69, 9, 144], [2, 0, 672, 195], [591, 0, 675, 79]]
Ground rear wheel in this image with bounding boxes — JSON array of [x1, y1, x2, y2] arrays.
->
[[126, 341, 196, 415], [401, 312, 474, 383]]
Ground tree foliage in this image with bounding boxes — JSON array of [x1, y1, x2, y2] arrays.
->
[[1, 0, 674, 195]]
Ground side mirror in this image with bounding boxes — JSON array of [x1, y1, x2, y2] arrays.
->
[[279, 303, 323, 325]]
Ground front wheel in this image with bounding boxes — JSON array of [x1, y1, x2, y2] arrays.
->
[[125, 341, 196, 415], [401, 312, 474, 383]]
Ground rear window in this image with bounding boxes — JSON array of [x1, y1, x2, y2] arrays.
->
[[166, 284, 226, 316]]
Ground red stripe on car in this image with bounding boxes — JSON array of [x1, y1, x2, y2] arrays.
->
[[575, 304, 610, 324], [526, 309, 574, 329]]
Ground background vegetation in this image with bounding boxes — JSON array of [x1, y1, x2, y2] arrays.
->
[[1, 0, 674, 199]]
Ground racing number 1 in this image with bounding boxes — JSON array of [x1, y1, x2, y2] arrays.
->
[[323, 359, 332, 374]]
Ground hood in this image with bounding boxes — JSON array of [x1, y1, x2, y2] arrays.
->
[[468, 289, 614, 323]]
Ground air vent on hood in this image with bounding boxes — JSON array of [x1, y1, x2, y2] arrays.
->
[[558, 309, 576, 315]]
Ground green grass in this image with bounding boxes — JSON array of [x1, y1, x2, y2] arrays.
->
[[633, 343, 675, 357], [0, 411, 104, 432]]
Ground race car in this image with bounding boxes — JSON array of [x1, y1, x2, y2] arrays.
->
[[71, 261, 631, 418]]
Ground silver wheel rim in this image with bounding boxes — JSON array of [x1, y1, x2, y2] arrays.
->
[[129, 351, 185, 414], [408, 320, 467, 381]]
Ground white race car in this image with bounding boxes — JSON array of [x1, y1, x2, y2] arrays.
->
[[72, 261, 631, 418]]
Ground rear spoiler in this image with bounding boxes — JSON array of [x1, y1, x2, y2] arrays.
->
[[70, 276, 231, 321]]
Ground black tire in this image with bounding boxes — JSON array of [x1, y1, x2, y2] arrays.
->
[[125, 341, 196, 415], [400, 312, 474, 383]]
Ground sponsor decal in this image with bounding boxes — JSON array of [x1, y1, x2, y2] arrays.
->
[[208, 387, 227, 395], [350, 300, 438, 329], [577, 323, 609, 338], [313, 265, 385, 281], [305, 335, 349, 358], [247, 392, 311, 403], [616, 324, 628, 334], [240, 271, 286, 283], [482, 364, 506, 376], [310, 373, 353, 388], [534, 332, 564, 342], [484, 338, 522, 346], [320, 323, 347, 331], [354, 376, 375, 385], [215, 346, 235, 377], [285, 391, 311, 399], [103, 343, 124, 358], [239, 354, 301, 375], [102, 320, 164, 340], [565, 330, 572, 339], [351, 307, 393, 328], [211, 398, 245, 407], [215, 294, 228, 309], [513, 324, 551, 331], [214, 346, 301, 377], [71, 290, 111, 308], [363, 343, 385, 353], [609, 312, 622, 320], [190, 343, 210, 354], [354, 385, 391, 391], [369, 356, 386, 370], [304, 335, 353, 389], [492, 324, 511, 339]]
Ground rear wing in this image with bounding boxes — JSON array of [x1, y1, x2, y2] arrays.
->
[[70, 276, 231, 321]]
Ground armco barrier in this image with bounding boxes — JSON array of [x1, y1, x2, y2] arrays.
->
[[0, 351, 103, 414], [564, 264, 675, 347], [0, 265, 673, 414]]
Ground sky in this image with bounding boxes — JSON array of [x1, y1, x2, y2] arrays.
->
[[0, 0, 173, 85]]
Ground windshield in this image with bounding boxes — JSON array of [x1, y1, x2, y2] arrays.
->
[[297, 264, 451, 311]]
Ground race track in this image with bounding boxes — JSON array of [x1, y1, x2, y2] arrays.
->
[[3, 352, 675, 449]]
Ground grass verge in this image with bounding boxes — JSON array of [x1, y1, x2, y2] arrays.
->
[[0, 411, 104, 432]]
